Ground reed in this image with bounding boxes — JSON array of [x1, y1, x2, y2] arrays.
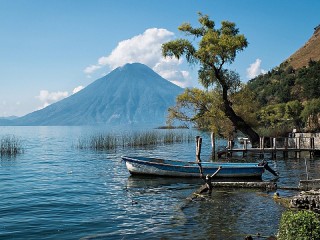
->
[[76, 133, 117, 150], [125, 131, 158, 147], [76, 130, 193, 150], [122, 130, 193, 147], [0, 135, 23, 157]]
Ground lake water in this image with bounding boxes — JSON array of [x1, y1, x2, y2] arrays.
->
[[1, 126, 320, 239]]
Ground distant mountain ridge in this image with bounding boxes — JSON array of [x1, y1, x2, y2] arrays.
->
[[9, 63, 183, 126], [0, 116, 18, 120]]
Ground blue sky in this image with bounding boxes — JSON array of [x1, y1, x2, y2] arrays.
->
[[0, 0, 319, 117]]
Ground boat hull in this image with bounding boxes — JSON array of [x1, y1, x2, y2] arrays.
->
[[122, 156, 264, 178]]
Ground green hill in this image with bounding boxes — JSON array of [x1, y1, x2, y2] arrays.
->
[[247, 26, 320, 133]]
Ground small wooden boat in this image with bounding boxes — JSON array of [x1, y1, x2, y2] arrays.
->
[[121, 156, 266, 179]]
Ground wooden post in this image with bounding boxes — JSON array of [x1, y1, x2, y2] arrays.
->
[[283, 137, 288, 158], [211, 132, 215, 160], [227, 138, 233, 157], [310, 137, 315, 158], [243, 140, 247, 157], [195, 136, 204, 178], [305, 158, 309, 180], [295, 137, 298, 158], [285, 137, 288, 150], [259, 137, 263, 149], [273, 138, 277, 159], [259, 137, 265, 158], [296, 137, 301, 158], [196, 136, 202, 161], [270, 137, 273, 149], [195, 135, 220, 194]]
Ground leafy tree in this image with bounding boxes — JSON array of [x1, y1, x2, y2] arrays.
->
[[284, 100, 303, 129], [300, 98, 320, 131], [162, 13, 260, 144], [258, 103, 286, 128], [301, 99, 320, 121], [167, 84, 259, 139], [231, 85, 259, 128]]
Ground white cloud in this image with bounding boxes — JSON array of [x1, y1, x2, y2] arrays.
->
[[153, 58, 193, 88], [84, 65, 101, 74], [72, 85, 84, 94], [84, 28, 192, 87], [246, 58, 267, 79], [36, 90, 68, 109], [97, 28, 174, 69]]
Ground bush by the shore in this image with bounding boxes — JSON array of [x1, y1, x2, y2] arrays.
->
[[277, 210, 320, 240]]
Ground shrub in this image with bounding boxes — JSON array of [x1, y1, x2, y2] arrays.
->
[[278, 210, 320, 240]]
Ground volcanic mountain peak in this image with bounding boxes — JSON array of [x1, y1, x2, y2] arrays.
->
[[11, 63, 183, 126]]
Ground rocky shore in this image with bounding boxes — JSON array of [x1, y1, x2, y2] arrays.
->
[[290, 189, 320, 213]]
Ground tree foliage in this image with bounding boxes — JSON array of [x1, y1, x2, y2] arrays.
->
[[167, 88, 231, 135], [167, 85, 259, 138], [163, 13, 260, 143]]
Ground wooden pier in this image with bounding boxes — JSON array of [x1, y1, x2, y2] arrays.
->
[[220, 136, 318, 158]]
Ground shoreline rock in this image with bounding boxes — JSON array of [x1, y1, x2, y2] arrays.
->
[[290, 189, 320, 213]]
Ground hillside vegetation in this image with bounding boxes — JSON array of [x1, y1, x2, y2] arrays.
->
[[246, 26, 320, 135], [248, 58, 320, 134], [248, 60, 320, 105]]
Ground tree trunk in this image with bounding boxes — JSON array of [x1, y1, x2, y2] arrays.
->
[[222, 87, 260, 146]]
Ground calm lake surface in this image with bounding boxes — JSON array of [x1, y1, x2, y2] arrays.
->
[[1, 126, 320, 239]]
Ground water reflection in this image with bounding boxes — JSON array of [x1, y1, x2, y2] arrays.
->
[[126, 175, 202, 189], [123, 175, 283, 239], [153, 188, 284, 240]]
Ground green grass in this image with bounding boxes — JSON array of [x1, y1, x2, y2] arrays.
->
[[76, 130, 194, 150], [0, 135, 24, 157]]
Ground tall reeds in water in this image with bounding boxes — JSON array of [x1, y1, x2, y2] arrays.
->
[[77, 134, 118, 150], [76, 130, 194, 150], [0, 135, 23, 157]]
